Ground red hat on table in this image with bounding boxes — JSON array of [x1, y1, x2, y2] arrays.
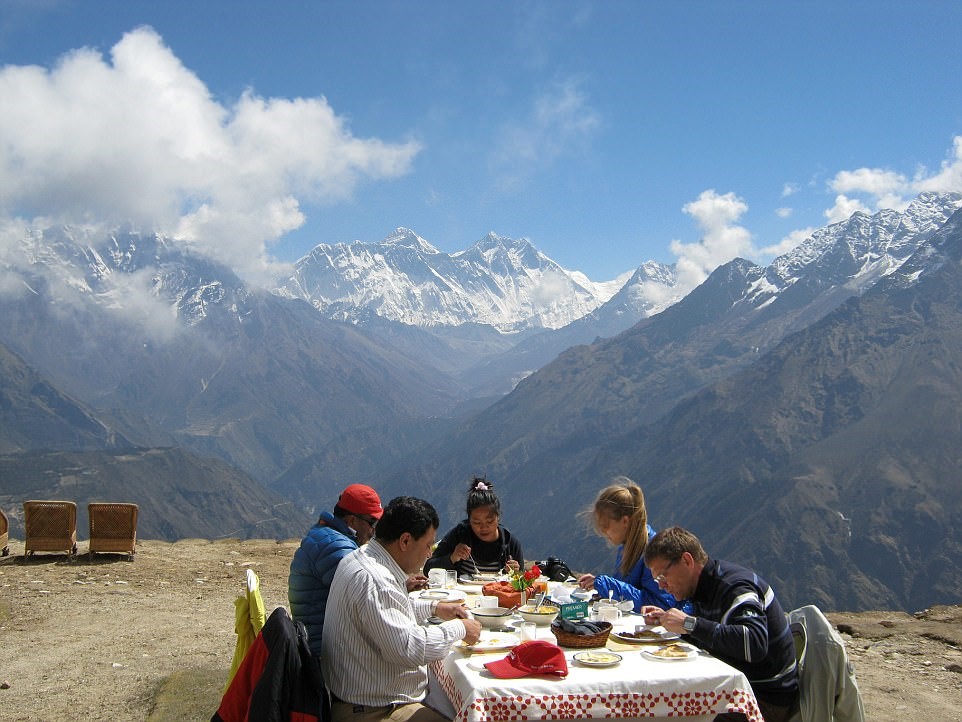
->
[[484, 640, 568, 679], [337, 484, 384, 520]]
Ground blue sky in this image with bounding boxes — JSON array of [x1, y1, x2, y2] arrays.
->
[[2, 0, 961, 286]]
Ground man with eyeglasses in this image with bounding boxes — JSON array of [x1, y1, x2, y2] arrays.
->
[[289, 483, 387, 658], [640, 526, 798, 722]]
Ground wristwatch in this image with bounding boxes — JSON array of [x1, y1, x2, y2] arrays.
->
[[682, 615, 697, 633]]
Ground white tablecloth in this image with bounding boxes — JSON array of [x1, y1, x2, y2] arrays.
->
[[426, 625, 762, 722]]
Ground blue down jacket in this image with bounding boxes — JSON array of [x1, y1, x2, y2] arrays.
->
[[288, 512, 358, 657]]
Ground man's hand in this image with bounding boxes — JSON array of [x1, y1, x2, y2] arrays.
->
[[461, 617, 482, 645], [435, 602, 471, 621], [504, 557, 520, 573], [642, 606, 687, 634], [406, 574, 429, 592], [577, 573, 596, 590]]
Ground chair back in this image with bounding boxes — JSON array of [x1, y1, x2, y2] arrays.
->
[[88, 502, 139, 559], [24, 500, 78, 556]]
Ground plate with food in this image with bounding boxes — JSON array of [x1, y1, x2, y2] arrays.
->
[[459, 573, 503, 585], [611, 627, 680, 644], [573, 650, 623, 668], [455, 633, 521, 653], [641, 643, 699, 661]]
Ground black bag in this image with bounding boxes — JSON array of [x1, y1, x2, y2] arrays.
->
[[535, 556, 574, 582]]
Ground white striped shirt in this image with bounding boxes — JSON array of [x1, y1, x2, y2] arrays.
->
[[321, 540, 467, 707]]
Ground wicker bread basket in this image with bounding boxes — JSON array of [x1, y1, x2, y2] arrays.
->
[[550, 621, 612, 648]]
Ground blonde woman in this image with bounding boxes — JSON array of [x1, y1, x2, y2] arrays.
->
[[577, 476, 679, 611]]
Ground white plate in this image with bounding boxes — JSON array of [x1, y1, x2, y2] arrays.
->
[[573, 650, 622, 667], [641, 643, 699, 661], [459, 574, 504, 585], [417, 589, 466, 602], [456, 633, 521, 653], [418, 589, 464, 602], [611, 627, 680, 644]]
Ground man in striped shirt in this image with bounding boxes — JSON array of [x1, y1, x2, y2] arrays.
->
[[641, 526, 798, 722], [322, 496, 482, 722]]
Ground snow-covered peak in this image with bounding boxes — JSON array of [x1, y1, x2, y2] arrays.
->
[[756, 191, 962, 303], [383, 227, 440, 254], [277, 230, 638, 332]]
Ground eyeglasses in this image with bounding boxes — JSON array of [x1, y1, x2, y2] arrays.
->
[[358, 515, 378, 528], [652, 558, 678, 585]]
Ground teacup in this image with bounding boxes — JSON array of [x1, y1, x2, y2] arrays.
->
[[598, 606, 622, 623]]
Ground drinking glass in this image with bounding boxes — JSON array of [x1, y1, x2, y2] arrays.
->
[[428, 568, 446, 588]]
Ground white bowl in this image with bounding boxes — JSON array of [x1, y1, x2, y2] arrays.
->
[[471, 607, 515, 629], [518, 604, 560, 626]]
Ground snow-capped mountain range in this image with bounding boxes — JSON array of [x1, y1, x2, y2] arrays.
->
[[275, 228, 640, 332]]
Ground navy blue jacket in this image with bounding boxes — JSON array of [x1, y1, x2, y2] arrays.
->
[[288, 512, 358, 657], [684, 558, 799, 708]]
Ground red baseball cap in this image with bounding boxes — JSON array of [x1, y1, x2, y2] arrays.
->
[[484, 640, 568, 679], [337, 484, 383, 520]]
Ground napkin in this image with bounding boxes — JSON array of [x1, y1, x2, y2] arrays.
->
[[552, 618, 609, 636]]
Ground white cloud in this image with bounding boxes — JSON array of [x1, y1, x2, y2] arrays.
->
[[829, 167, 910, 212], [760, 226, 816, 258], [914, 135, 962, 193], [819, 136, 962, 224], [775, 207, 793, 219], [782, 182, 800, 197], [490, 77, 601, 191], [0, 26, 421, 283], [824, 194, 871, 224], [669, 190, 753, 290]]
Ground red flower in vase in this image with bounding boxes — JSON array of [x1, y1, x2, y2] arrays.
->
[[510, 564, 542, 592]]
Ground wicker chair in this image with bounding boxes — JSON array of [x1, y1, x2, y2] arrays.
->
[[88, 502, 138, 560], [0, 507, 9, 556], [23, 500, 78, 557]]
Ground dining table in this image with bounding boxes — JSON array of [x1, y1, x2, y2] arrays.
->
[[417, 582, 763, 722]]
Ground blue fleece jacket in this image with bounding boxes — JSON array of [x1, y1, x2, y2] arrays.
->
[[592, 525, 683, 612]]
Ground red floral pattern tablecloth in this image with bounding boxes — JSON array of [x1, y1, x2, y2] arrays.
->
[[430, 646, 762, 722]]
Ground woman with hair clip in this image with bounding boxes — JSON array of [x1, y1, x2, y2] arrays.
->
[[424, 476, 524, 577], [577, 476, 680, 611]]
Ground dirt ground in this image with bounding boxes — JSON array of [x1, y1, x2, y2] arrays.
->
[[0, 537, 960, 721]]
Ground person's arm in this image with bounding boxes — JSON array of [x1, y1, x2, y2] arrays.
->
[[354, 575, 465, 665], [685, 588, 770, 663], [423, 527, 460, 573], [503, 528, 524, 571], [592, 574, 635, 603]]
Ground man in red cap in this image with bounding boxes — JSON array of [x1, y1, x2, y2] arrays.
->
[[288, 484, 385, 658]]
